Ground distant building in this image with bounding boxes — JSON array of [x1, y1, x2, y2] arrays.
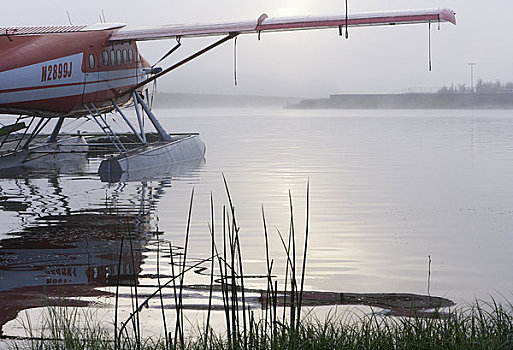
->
[[289, 93, 513, 109]]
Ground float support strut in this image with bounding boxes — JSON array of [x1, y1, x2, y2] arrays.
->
[[47, 117, 65, 143], [23, 118, 50, 149], [132, 92, 147, 144], [134, 93, 172, 142], [113, 99, 146, 145]]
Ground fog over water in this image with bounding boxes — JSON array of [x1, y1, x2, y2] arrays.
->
[[2, 0, 512, 96]]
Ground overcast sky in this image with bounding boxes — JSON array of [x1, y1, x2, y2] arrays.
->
[[2, 1, 511, 97]]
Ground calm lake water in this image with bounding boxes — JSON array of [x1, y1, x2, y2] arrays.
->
[[1, 107, 513, 337]]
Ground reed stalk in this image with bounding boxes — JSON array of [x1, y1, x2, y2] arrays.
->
[[114, 235, 124, 350], [156, 239, 169, 350], [128, 223, 141, 350], [204, 193, 216, 349], [221, 205, 232, 348], [169, 242, 179, 348], [175, 187, 194, 348], [261, 205, 271, 342], [288, 190, 297, 344], [297, 180, 310, 330]]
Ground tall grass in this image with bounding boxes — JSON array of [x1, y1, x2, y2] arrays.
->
[[12, 300, 513, 350], [14, 307, 112, 350], [8, 180, 513, 349]]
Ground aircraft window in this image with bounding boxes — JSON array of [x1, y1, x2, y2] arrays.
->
[[128, 48, 134, 63], [110, 49, 116, 64], [89, 54, 95, 69], [102, 51, 109, 66], [122, 49, 128, 64], [116, 50, 122, 65]]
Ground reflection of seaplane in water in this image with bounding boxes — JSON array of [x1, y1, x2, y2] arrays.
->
[[0, 168, 187, 335], [0, 9, 456, 177], [0, 212, 148, 335]]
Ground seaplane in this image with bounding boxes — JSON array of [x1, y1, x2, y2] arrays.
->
[[0, 8, 456, 178]]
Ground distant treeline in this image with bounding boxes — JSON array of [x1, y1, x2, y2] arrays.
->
[[438, 79, 513, 94], [287, 79, 513, 109]]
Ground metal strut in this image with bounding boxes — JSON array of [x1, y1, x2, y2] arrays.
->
[[14, 117, 34, 151], [22, 118, 51, 149], [134, 93, 172, 142], [85, 103, 127, 153], [132, 92, 147, 144], [47, 117, 65, 143], [112, 99, 146, 145], [152, 36, 182, 68], [0, 115, 22, 149], [129, 32, 239, 92]]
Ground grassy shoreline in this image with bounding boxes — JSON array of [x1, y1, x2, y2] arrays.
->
[[7, 300, 513, 350]]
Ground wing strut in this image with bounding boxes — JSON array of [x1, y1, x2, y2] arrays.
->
[[152, 36, 182, 68], [130, 32, 239, 93]]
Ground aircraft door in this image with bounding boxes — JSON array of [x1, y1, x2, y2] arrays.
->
[[82, 52, 100, 105]]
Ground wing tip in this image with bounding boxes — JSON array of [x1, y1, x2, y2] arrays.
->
[[439, 8, 457, 25]]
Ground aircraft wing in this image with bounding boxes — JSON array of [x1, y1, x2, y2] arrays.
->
[[108, 8, 456, 42], [0, 23, 125, 36]]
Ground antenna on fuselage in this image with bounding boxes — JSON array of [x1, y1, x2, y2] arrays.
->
[[99, 9, 107, 23], [66, 10, 73, 25]]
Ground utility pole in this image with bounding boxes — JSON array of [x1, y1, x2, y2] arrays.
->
[[468, 62, 476, 93]]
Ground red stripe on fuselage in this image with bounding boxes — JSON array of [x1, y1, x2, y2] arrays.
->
[[0, 73, 140, 94], [1, 89, 133, 117]]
